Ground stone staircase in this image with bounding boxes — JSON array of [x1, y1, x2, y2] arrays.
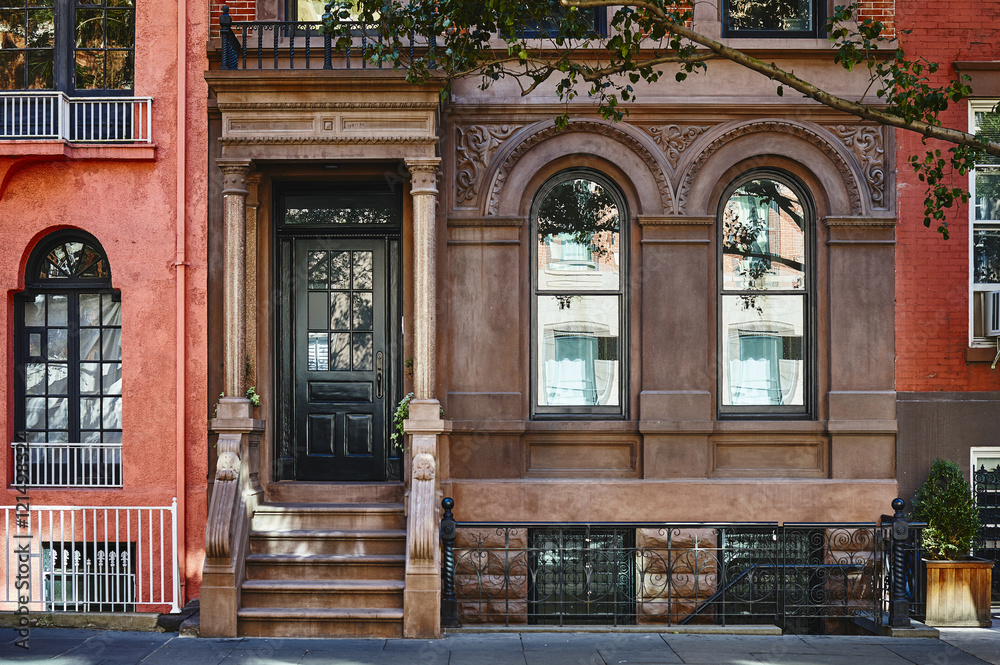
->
[[237, 498, 407, 637]]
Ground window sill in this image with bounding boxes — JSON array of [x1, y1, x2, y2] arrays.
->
[[0, 140, 157, 199], [966, 345, 1000, 363]]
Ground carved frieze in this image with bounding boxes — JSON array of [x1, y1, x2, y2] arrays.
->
[[487, 120, 674, 215], [831, 124, 886, 210], [638, 124, 711, 170], [455, 124, 523, 206]]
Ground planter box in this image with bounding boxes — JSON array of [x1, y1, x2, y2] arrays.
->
[[924, 558, 993, 627]]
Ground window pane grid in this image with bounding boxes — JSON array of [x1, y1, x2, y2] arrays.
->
[[970, 104, 1000, 340]]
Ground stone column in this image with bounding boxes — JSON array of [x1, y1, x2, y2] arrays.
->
[[244, 173, 262, 385], [407, 158, 441, 403], [219, 158, 253, 398], [402, 158, 447, 638]]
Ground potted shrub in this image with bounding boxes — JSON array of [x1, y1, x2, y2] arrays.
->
[[913, 458, 992, 626]]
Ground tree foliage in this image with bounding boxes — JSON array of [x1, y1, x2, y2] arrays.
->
[[913, 458, 980, 561], [324, 0, 1000, 236]]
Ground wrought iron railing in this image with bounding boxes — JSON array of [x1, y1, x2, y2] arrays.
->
[[218, 4, 431, 71], [11, 442, 122, 488], [2, 501, 180, 614], [974, 463, 1000, 597], [439, 499, 925, 634], [0, 92, 153, 143]]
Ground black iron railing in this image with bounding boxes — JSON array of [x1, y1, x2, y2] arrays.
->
[[439, 498, 925, 634], [974, 463, 1000, 598], [218, 4, 431, 71]]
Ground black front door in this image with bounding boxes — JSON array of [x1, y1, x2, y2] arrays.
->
[[274, 182, 402, 482], [291, 238, 391, 480]]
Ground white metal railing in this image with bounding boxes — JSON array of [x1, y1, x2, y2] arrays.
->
[[10, 442, 122, 488], [2, 501, 179, 614], [1, 92, 153, 143]]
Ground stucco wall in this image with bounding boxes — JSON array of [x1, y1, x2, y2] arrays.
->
[[0, 1, 210, 604]]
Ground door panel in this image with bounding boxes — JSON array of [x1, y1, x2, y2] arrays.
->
[[292, 238, 389, 481]]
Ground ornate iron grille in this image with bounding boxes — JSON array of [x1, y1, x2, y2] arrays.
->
[[974, 463, 1000, 598], [446, 517, 922, 633], [529, 527, 635, 626]]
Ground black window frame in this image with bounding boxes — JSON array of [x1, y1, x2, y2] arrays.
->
[[1, 0, 135, 95], [721, 0, 826, 39], [530, 168, 629, 420], [14, 231, 122, 452], [717, 169, 816, 419]]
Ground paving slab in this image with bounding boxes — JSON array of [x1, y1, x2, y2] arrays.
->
[[217, 647, 306, 665], [886, 643, 994, 665], [523, 650, 608, 665], [241, 636, 388, 652], [598, 646, 683, 664]]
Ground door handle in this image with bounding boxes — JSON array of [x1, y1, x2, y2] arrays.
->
[[376, 351, 383, 399]]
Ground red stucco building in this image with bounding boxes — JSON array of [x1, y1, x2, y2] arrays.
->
[[1, 1, 209, 614]]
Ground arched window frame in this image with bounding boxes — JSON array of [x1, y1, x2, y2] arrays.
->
[[530, 168, 629, 419], [717, 169, 816, 418], [14, 231, 123, 486]]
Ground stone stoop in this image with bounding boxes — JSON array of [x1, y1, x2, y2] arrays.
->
[[238, 502, 406, 638]]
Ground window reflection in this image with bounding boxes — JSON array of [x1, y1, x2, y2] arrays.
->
[[720, 176, 810, 412], [533, 173, 625, 414]]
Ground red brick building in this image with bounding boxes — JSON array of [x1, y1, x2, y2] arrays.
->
[[893, 0, 1000, 501]]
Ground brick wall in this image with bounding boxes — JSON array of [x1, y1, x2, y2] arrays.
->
[[857, 0, 896, 39], [210, 0, 257, 39], [894, 0, 1000, 392]]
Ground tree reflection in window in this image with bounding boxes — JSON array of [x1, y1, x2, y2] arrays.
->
[[37, 240, 110, 279], [720, 174, 810, 413], [533, 172, 626, 416]]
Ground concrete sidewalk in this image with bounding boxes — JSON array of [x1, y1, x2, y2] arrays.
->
[[2, 625, 999, 665]]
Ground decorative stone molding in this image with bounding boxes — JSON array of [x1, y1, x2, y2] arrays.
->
[[678, 120, 863, 215], [824, 215, 896, 228], [447, 216, 525, 228], [831, 124, 886, 210], [217, 101, 439, 110], [638, 124, 711, 170], [638, 215, 714, 226], [455, 124, 523, 205], [486, 120, 674, 215], [220, 136, 439, 146]]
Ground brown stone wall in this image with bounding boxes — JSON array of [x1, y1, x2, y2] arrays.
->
[[636, 528, 718, 625], [454, 527, 528, 625]]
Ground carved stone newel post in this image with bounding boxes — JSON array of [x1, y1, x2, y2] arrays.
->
[[403, 158, 449, 638], [202, 159, 264, 638]]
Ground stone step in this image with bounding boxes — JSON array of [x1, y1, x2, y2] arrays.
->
[[251, 503, 406, 531], [249, 529, 406, 556], [264, 482, 405, 504], [237, 607, 403, 638], [245, 553, 405, 581], [240, 579, 404, 609]]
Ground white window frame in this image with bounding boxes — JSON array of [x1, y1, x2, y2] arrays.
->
[[968, 99, 1000, 345]]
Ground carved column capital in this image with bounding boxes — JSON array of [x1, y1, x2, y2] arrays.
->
[[406, 158, 440, 195], [218, 159, 254, 196]]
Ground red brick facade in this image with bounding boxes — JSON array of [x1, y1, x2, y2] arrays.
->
[[894, 0, 1000, 392]]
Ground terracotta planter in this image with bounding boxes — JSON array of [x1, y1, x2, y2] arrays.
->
[[923, 558, 994, 627]]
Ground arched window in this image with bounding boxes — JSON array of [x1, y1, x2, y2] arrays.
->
[[15, 233, 122, 486], [531, 170, 627, 418], [719, 172, 813, 416]]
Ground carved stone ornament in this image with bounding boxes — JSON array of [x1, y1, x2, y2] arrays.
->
[[455, 124, 523, 205], [412, 452, 436, 481], [215, 451, 241, 482], [219, 136, 439, 146], [639, 124, 711, 170], [409, 452, 437, 562], [486, 120, 674, 215], [678, 120, 863, 215], [831, 124, 886, 209]]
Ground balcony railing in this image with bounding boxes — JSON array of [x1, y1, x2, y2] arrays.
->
[[2, 501, 180, 614], [0, 92, 153, 143], [11, 441, 122, 488], [218, 5, 432, 71]]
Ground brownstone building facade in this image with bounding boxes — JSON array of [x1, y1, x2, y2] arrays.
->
[[201, 0, 901, 638]]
